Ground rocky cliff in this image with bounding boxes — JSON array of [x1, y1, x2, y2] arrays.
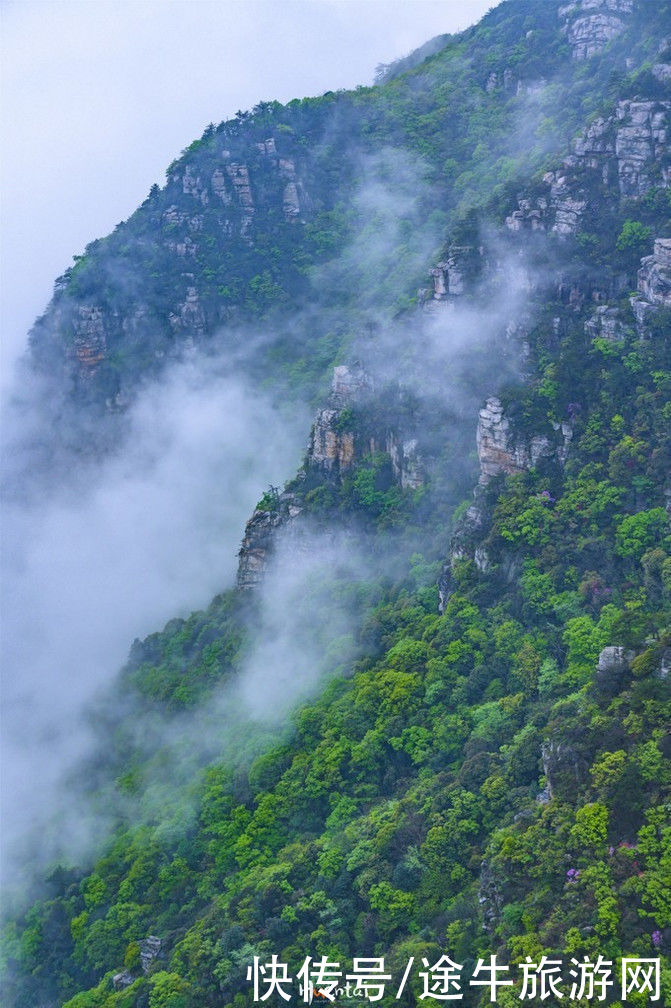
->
[[559, 0, 633, 61], [236, 491, 305, 590], [307, 365, 372, 474], [476, 397, 573, 485], [236, 363, 429, 588], [7, 3, 671, 1006], [507, 93, 670, 238], [17, 0, 668, 474]]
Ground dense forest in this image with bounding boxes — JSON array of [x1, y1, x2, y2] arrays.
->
[[2, 1, 670, 1006]]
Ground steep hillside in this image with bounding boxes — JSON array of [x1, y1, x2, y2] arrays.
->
[[2, 1, 670, 1007], [12, 0, 668, 463]]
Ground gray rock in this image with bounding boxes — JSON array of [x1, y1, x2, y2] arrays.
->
[[386, 434, 424, 490], [427, 247, 478, 301], [616, 101, 671, 197], [559, 0, 633, 61], [71, 306, 108, 383], [476, 396, 572, 484], [113, 970, 134, 990], [211, 168, 232, 204], [182, 166, 208, 204], [174, 286, 206, 337], [505, 196, 548, 232], [653, 62, 671, 83], [478, 861, 503, 933], [511, 96, 669, 242], [637, 239, 671, 309], [541, 738, 585, 797], [309, 408, 355, 472], [596, 646, 633, 682], [474, 545, 490, 572], [226, 163, 255, 237], [282, 181, 301, 219], [139, 935, 162, 974], [585, 306, 626, 343]]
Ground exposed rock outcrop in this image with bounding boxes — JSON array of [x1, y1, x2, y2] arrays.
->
[[166, 235, 198, 257], [139, 936, 162, 974], [226, 163, 255, 236], [255, 137, 277, 156], [112, 970, 134, 991], [559, 0, 633, 61], [637, 238, 671, 307], [237, 363, 428, 589], [309, 409, 355, 472], [112, 935, 162, 992], [307, 365, 372, 474], [72, 306, 107, 377], [596, 645, 633, 684], [283, 182, 301, 219], [616, 100, 671, 197], [421, 247, 480, 303], [476, 397, 572, 484], [170, 286, 206, 337], [278, 156, 303, 220], [508, 98, 670, 238], [653, 61, 671, 83], [238, 366, 374, 588], [182, 166, 209, 205], [307, 365, 427, 484], [585, 305, 626, 342], [541, 737, 586, 798], [484, 68, 518, 93], [439, 501, 487, 611], [211, 168, 232, 204], [630, 237, 671, 330], [659, 647, 671, 680], [505, 196, 549, 233], [478, 861, 504, 933], [226, 163, 253, 209], [237, 504, 284, 591], [386, 434, 424, 490], [237, 492, 305, 590]]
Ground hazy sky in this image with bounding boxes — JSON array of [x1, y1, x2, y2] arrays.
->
[[0, 0, 497, 385]]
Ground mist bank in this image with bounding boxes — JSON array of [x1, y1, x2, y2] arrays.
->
[[0, 351, 310, 891], [0, 141, 540, 901]]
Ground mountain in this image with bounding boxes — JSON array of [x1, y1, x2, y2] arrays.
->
[[2, 1, 670, 1006]]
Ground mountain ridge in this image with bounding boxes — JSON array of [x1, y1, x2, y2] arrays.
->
[[2, 1, 670, 1006]]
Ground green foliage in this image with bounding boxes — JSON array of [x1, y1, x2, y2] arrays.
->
[[616, 219, 652, 255], [6, 1, 671, 1006], [615, 508, 668, 561]]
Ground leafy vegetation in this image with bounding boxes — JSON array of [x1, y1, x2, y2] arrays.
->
[[3, 1, 671, 1006]]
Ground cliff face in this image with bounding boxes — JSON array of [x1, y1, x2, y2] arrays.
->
[[630, 236, 671, 328], [8, 3, 671, 1007], [559, 0, 633, 61], [507, 95, 670, 238], [476, 397, 573, 485], [72, 306, 107, 379], [307, 366, 372, 475], [17, 0, 668, 473], [237, 493, 305, 590], [237, 363, 428, 588], [636, 237, 671, 307]]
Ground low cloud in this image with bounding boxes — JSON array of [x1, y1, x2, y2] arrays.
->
[[1, 351, 309, 892]]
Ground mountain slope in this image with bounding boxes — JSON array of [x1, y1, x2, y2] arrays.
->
[[2, 1, 671, 1007], [15, 0, 667, 456]]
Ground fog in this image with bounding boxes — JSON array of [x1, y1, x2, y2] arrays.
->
[[1, 2, 540, 906], [0, 141, 540, 902], [1, 353, 310, 890], [0, 0, 497, 392]]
